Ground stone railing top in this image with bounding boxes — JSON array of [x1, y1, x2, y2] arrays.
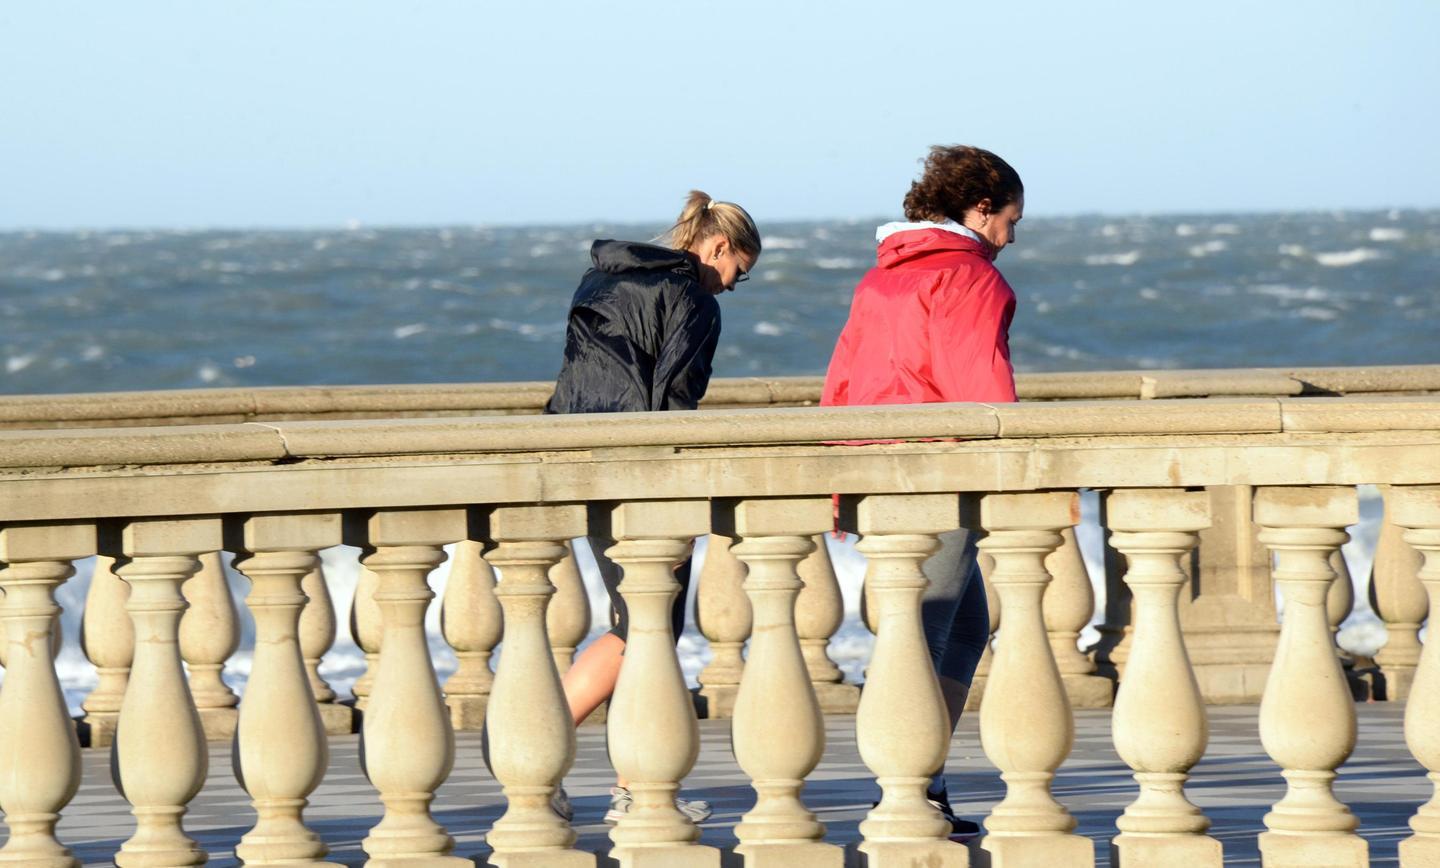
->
[[3, 364, 1440, 429], [2, 394, 1439, 471], [2, 395, 1438, 523]]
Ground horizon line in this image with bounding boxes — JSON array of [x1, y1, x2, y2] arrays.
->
[[2, 203, 1435, 236]]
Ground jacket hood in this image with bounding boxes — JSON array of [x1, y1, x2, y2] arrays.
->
[[874, 220, 995, 267], [591, 239, 699, 274]]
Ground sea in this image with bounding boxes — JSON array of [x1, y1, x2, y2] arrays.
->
[[2, 209, 1437, 711]]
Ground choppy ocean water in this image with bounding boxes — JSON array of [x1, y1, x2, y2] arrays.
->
[[3, 210, 1438, 394], [3, 210, 1435, 710]]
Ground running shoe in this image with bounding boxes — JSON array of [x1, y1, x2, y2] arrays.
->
[[603, 786, 712, 824], [927, 786, 982, 841]]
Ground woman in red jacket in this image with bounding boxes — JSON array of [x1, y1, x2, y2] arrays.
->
[[822, 144, 1024, 838]]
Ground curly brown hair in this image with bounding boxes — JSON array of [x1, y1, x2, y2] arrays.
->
[[902, 145, 1023, 223]]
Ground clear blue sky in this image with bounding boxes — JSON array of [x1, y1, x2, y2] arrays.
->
[[3, 0, 1437, 230]]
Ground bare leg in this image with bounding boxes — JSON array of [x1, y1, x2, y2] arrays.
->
[[562, 632, 625, 726], [561, 632, 631, 788]]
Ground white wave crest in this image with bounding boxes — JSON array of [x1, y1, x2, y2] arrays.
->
[[1315, 248, 1383, 267], [1250, 284, 1330, 301], [1369, 227, 1407, 242], [393, 323, 428, 339], [1278, 244, 1307, 257], [764, 237, 807, 249], [6, 354, 36, 373], [753, 321, 788, 337], [814, 257, 863, 270], [1188, 240, 1228, 257], [1085, 251, 1141, 266], [1296, 306, 1340, 321], [1174, 223, 1198, 237]]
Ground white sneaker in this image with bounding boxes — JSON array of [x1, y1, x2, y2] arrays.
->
[[603, 786, 712, 824]]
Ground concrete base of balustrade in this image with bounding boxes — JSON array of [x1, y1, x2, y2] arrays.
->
[[581, 700, 609, 726], [1376, 666, 1416, 701], [1110, 832, 1222, 867], [1191, 662, 1273, 705], [446, 694, 491, 732], [964, 677, 985, 712], [599, 843, 723, 867], [1399, 835, 1440, 867], [978, 833, 1094, 867], [198, 706, 239, 742], [845, 839, 971, 867], [1257, 831, 1369, 868], [78, 711, 120, 748], [1061, 673, 1114, 709], [476, 848, 596, 867], [318, 700, 358, 735], [693, 685, 740, 719], [723, 841, 846, 867], [812, 681, 862, 714]]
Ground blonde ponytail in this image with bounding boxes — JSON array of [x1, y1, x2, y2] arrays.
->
[[659, 189, 762, 257]]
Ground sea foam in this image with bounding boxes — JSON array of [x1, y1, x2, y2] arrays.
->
[[1315, 248, 1383, 267], [1085, 251, 1141, 266]]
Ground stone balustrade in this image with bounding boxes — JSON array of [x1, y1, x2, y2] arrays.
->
[[0, 384, 1438, 865]]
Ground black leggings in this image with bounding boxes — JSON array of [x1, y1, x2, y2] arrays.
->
[[586, 535, 691, 644]]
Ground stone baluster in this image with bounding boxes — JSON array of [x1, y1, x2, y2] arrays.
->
[[440, 539, 502, 731], [1326, 549, 1355, 658], [1389, 485, 1440, 866], [1254, 486, 1367, 868], [349, 563, 382, 710], [848, 493, 969, 868], [1370, 494, 1427, 700], [722, 498, 844, 867], [0, 521, 93, 866], [0, 590, 64, 667], [965, 545, 999, 713], [344, 508, 469, 865], [975, 491, 1094, 868], [547, 541, 591, 675], [1179, 484, 1280, 704], [478, 504, 593, 868], [1044, 526, 1112, 708], [795, 533, 860, 714], [106, 516, 221, 867], [1107, 489, 1222, 867], [694, 532, 751, 719], [227, 512, 344, 867], [179, 551, 241, 741], [299, 561, 353, 734], [602, 499, 720, 867], [81, 554, 134, 747]]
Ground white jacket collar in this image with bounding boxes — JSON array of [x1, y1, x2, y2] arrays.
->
[[875, 219, 984, 245]]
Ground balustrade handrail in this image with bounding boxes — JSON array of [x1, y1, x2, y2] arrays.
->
[[3, 363, 1440, 429], [2, 395, 1439, 523]]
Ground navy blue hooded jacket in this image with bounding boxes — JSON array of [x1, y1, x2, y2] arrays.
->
[[544, 240, 721, 414]]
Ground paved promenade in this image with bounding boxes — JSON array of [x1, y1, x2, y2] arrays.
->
[[31, 704, 1422, 866]]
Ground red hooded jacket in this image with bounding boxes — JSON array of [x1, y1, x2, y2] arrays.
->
[[822, 224, 1017, 407]]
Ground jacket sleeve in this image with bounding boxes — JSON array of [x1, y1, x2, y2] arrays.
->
[[927, 269, 1018, 403], [652, 288, 722, 411]]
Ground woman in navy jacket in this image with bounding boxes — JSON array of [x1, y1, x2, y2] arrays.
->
[[545, 190, 761, 823]]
